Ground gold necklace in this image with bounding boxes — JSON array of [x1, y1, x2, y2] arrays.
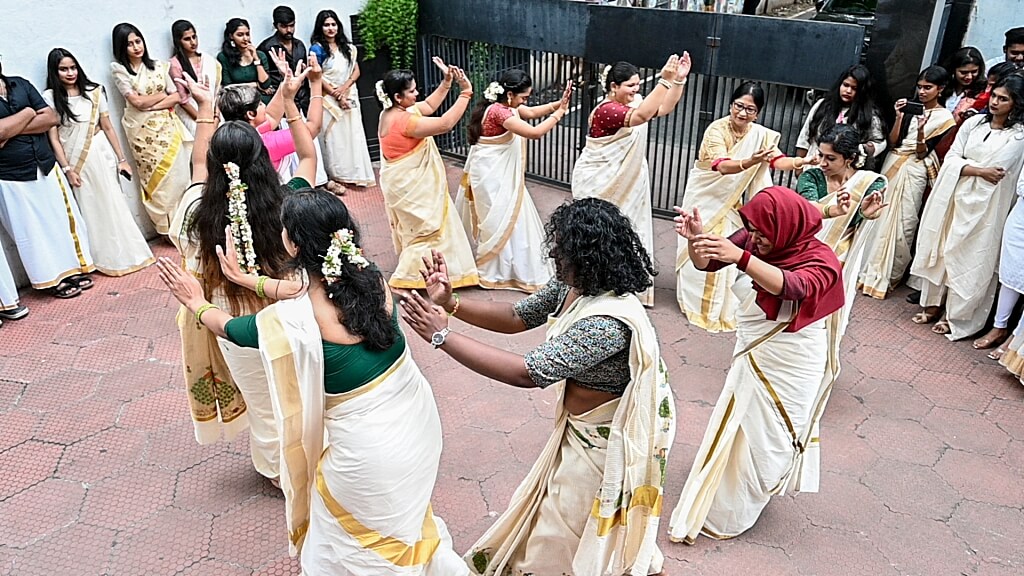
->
[[729, 122, 750, 141]]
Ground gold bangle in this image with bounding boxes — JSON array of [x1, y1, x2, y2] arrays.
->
[[255, 276, 269, 299], [672, 78, 687, 86], [311, 95, 324, 100], [657, 78, 672, 89], [824, 205, 832, 218], [459, 91, 473, 99], [286, 115, 302, 123], [195, 118, 216, 124], [448, 292, 461, 317], [195, 303, 219, 323]]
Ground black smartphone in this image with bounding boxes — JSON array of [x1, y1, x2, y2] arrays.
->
[[119, 170, 132, 182], [903, 101, 924, 116]]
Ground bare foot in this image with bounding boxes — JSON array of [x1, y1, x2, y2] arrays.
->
[[973, 327, 1008, 350]]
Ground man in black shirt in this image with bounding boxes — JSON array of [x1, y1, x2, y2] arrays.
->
[[257, 5, 310, 113], [0, 61, 94, 301]]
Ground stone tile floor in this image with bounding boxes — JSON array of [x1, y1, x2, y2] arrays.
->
[[1, 162, 1023, 575]]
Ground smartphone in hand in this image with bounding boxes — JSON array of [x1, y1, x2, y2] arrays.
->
[[903, 101, 925, 116], [119, 170, 132, 182]]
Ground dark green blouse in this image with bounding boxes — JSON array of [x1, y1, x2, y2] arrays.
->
[[217, 50, 273, 104], [796, 169, 886, 228], [223, 303, 405, 394]]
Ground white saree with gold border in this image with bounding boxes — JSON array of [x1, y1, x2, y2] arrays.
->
[[466, 293, 675, 576], [455, 106, 552, 293], [675, 121, 779, 332], [571, 96, 655, 307], [320, 45, 375, 186], [380, 109, 479, 290], [257, 295, 467, 575], [858, 109, 954, 299], [669, 277, 828, 543]]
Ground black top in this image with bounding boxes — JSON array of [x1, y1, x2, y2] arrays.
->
[[0, 76, 56, 181], [256, 34, 310, 113]]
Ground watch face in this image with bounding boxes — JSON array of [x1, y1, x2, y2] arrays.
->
[[431, 332, 444, 346]]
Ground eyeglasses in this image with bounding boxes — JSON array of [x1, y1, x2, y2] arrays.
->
[[731, 101, 758, 116]]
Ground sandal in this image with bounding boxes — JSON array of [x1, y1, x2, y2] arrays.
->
[[988, 346, 1008, 361], [48, 280, 81, 299], [68, 274, 94, 290], [932, 319, 951, 335], [911, 309, 940, 324], [973, 328, 1008, 350], [325, 181, 347, 196]]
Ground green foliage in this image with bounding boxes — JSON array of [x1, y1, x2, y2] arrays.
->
[[358, 0, 418, 68]]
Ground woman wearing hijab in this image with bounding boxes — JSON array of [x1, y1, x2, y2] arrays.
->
[[667, 186, 845, 544]]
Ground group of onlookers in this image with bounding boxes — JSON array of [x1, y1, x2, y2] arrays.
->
[[0, 5, 374, 328]]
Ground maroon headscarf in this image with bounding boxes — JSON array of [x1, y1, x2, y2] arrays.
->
[[737, 186, 845, 332]]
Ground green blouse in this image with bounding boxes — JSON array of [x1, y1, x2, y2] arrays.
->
[[223, 302, 405, 394], [796, 169, 885, 228], [217, 50, 273, 103]]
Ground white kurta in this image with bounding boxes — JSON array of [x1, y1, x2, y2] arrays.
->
[[43, 87, 154, 276]]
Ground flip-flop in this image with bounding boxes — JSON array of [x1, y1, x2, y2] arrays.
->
[[48, 280, 81, 299], [988, 346, 1008, 361], [68, 274, 94, 290], [911, 310, 939, 324], [932, 319, 951, 335]]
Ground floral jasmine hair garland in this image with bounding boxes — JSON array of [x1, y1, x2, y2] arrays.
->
[[322, 228, 369, 287], [599, 64, 612, 95], [374, 80, 393, 109], [224, 162, 259, 274], [483, 81, 505, 103]]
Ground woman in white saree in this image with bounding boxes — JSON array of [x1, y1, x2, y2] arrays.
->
[[858, 66, 955, 300], [454, 70, 571, 292], [402, 198, 674, 576], [169, 67, 315, 481], [158, 188, 467, 575], [310, 9, 376, 190], [44, 48, 154, 277], [110, 22, 194, 235], [571, 54, 691, 307], [378, 61, 478, 290], [909, 75, 1024, 340], [669, 186, 845, 543], [676, 81, 809, 332]]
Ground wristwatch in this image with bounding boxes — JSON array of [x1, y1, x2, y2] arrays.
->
[[431, 327, 451, 349]]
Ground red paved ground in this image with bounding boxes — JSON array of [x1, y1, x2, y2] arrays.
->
[[2, 163, 1023, 575]]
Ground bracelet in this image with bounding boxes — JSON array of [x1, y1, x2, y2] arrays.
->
[[61, 165, 72, 173], [824, 205, 832, 218], [737, 250, 752, 272], [550, 102, 558, 113], [739, 158, 748, 170], [673, 78, 688, 86], [286, 115, 302, 123], [255, 276, 269, 299], [195, 118, 216, 124], [195, 303, 219, 323], [311, 95, 324, 100], [448, 292, 461, 317], [459, 91, 473, 99], [657, 78, 672, 89], [117, 157, 127, 163]]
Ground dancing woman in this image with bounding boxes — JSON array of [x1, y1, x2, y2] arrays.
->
[[572, 54, 690, 307], [167, 64, 315, 480], [157, 188, 469, 575], [110, 22, 193, 234], [44, 48, 154, 277], [859, 66, 954, 299], [309, 9, 376, 189], [169, 19, 222, 136], [401, 198, 674, 576], [668, 186, 845, 543], [910, 75, 1024, 340], [454, 70, 571, 292], [676, 81, 809, 332], [377, 59, 478, 290]]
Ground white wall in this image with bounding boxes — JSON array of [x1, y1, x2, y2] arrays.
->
[[963, 0, 1024, 63], [1, 0, 365, 289]]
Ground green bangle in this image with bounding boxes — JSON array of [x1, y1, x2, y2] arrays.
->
[[256, 276, 269, 299], [195, 303, 219, 323]]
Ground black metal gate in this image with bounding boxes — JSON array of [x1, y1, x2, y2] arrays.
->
[[417, 0, 864, 217]]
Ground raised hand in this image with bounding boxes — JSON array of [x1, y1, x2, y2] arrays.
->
[[268, 47, 290, 78], [215, 225, 247, 283], [677, 51, 692, 80], [558, 80, 573, 112], [176, 75, 213, 106], [419, 249, 453, 308], [399, 290, 449, 343], [432, 56, 453, 83], [692, 234, 743, 263], [156, 256, 206, 309], [832, 189, 852, 217], [860, 190, 888, 220], [660, 54, 680, 82], [673, 206, 704, 241], [306, 52, 323, 84], [281, 60, 311, 101], [452, 66, 472, 92]]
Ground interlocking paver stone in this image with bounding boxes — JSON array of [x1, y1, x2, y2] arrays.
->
[[1, 166, 1021, 575]]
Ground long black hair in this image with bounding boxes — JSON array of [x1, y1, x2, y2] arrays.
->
[[187, 122, 289, 315], [896, 66, 949, 144], [989, 74, 1024, 130], [45, 48, 100, 124], [112, 22, 155, 73], [545, 198, 655, 296], [171, 20, 199, 82], [809, 64, 877, 146], [310, 10, 352, 63], [467, 69, 532, 145], [281, 189, 396, 351], [220, 18, 250, 67], [380, 69, 416, 109], [941, 46, 986, 101]]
